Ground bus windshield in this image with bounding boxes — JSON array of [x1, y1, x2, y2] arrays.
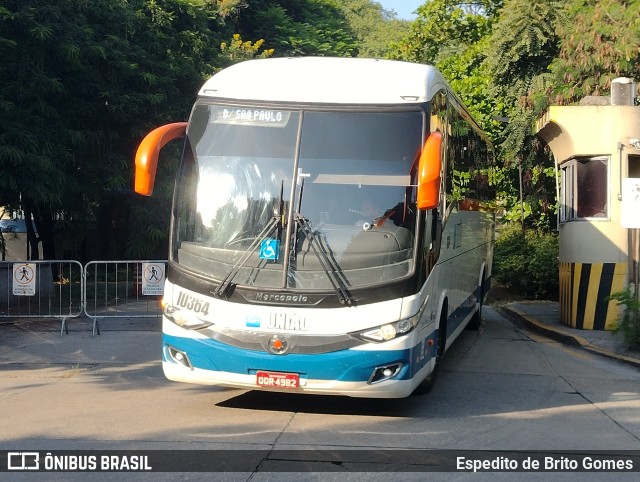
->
[[172, 103, 424, 292]]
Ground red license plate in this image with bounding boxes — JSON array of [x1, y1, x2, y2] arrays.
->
[[256, 371, 300, 389]]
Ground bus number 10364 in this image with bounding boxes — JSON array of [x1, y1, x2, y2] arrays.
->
[[176, 291, 211, 316]]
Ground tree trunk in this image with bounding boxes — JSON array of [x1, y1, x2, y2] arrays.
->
[[23, 201, 40, 260]]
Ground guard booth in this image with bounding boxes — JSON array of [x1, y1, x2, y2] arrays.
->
[[536, 77, 640, 330]]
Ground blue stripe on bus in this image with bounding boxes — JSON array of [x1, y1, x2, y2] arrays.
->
[[446, 295, 475, 338], [163, 334, 433, 382]]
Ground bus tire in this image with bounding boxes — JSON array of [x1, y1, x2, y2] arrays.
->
[[413, 306, 447, 395]]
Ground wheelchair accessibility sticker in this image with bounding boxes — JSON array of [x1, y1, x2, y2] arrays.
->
[[259, 239, 280, 260]]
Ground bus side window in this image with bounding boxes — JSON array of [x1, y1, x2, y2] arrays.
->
[[424, 209, 441, 274]]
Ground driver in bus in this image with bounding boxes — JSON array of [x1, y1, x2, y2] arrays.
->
[[357, 199, 412, 229]]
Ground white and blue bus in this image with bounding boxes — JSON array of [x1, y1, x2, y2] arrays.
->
[[135, 57, 495, 398]]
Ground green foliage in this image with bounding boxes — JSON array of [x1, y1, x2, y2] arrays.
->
[[219, 33, 274, 67], [0, 0, 223, 259], [480, 1, 564, 233], [607, 288, 640, 350], [390, 0, 496, 64], [493, 223, 559, 299], [2, 0, 638, 263], [337, 0, 411, 58], [215, 0, 246, 18], [234, 0, 359, 57], [389, 0, 503, 137], [389, 0, 557, 231], [484, 0, 563, 103], [549, 0, 640, 104]]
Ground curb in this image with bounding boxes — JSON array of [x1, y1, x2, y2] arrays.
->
[[499, 305, 640, 369]]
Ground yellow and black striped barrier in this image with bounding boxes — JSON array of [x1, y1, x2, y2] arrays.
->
[[559, 262, 627, 330]]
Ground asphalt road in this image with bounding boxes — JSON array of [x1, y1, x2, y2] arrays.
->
[[1, 306, 639, 481]]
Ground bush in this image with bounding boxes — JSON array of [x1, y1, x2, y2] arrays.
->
[[607, 289, 640, 350], [493, 223, 559, 300]]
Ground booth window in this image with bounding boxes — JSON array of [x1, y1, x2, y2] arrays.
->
[[560, 156, 608, 222]]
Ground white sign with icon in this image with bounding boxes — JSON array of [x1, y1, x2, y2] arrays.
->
[[13, 263, 36, 296], [621, 178, 640, 228], [142, 262, 165, 295]]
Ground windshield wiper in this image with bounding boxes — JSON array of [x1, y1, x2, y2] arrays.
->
[[214, 216, 279, 298], [294, 214, 354, 305]]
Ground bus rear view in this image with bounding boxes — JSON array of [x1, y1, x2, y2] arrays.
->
[[135, 57, 495, 398]]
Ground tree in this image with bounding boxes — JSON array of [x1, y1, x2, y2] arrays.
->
[[483, 0, 563, 153], [233, 0, 359, 57], [482, 0, 564, 229], [0, 0, 223, 260], [390, 0, 499, 64], [389, 1, 502, 131], [0, 0, 363, 261], [483, 0, 639, 229], [338, 0, 411, 58], [10, 0, 636, 263], [549, 0, 640, 104], [218, 34, 274, 68]]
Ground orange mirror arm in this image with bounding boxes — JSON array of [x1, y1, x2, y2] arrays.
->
[[135, 122, 188, 196], [417, 131, 442, 210]]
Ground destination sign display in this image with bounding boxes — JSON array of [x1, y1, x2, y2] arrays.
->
[[212, 107, 291, 126]]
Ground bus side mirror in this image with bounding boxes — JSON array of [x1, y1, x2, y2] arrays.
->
[[417, 131, 442, 210], [135, 122, 188, 196]]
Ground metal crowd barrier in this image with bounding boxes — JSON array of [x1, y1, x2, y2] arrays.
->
[[83, 260, 167, 336], [0, 260, 84, 336], [0, 259, 167, 337]]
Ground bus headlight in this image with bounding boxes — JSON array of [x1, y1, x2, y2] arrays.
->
[[350, 314, 419, 343], [163, 302, 212, 330]]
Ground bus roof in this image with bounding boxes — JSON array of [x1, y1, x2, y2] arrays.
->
[[198, 57, 448, 105]]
